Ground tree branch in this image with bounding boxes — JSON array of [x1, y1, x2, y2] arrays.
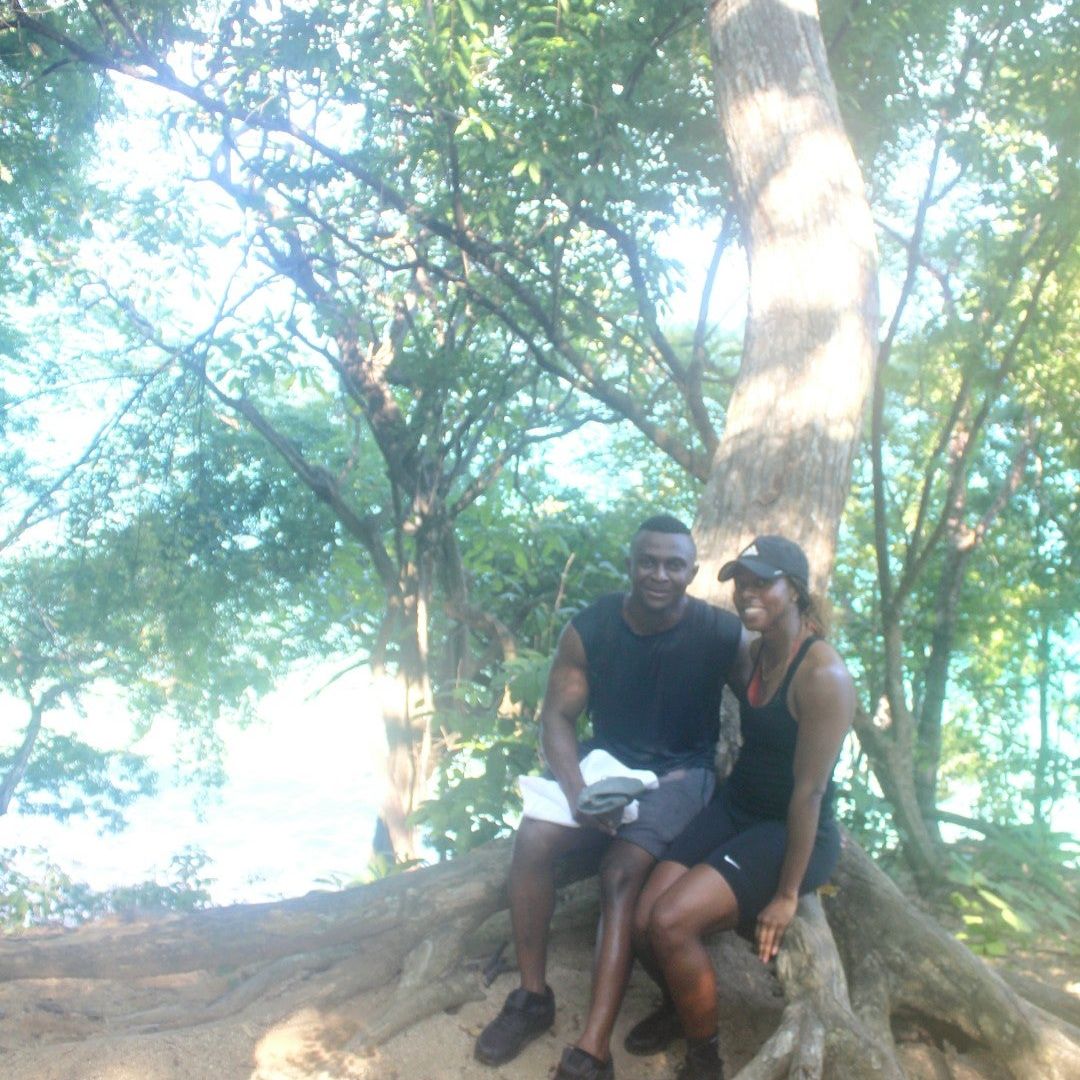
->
[[0, 685, 66, 816]]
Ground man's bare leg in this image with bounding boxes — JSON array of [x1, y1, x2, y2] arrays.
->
[[508, 816, 590, 993], [475, 818, 596, 1067], [574, 839, 657, 1062], [617, 859, 692, 1054]]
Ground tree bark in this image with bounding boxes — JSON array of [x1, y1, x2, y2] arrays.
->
[[0, 686, 65, 816], [852, 686, 944, 887], [0, 698, 44, 816], [370, 560, 438, 863], [1032, 617, 1052, 824], [694, 0, 879, 601], [825, 839, 1080, 1080], [915, 537, 968, 827]]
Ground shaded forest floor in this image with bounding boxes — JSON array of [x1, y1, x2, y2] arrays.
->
[[1, 881, 1077, 1080]]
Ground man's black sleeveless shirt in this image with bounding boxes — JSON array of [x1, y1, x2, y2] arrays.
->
[[571, 594, 742, 775], [727, 636, 837, 821]]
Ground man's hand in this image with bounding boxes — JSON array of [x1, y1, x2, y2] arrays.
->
[[755, 894, 798, 962], [572, 806, 621, 835]]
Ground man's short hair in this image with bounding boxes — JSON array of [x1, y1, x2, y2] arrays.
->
[[635, 514, 692, 536]]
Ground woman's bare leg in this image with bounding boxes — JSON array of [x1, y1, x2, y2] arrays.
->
[[647, 864, 739, 1038], [631, 859, 689, 984]]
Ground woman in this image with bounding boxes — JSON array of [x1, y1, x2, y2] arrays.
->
[[625, 535, 855, 1080]]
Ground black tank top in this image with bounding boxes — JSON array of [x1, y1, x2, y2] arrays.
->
[[727, 636, 837, 821], [571, 594, 742, 774]]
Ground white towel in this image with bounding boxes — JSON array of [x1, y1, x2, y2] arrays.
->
[[519, 749, 659, 827]]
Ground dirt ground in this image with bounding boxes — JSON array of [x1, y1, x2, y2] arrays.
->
[[0, 907, 698, 1080], [1, 904, 1077, 1080], [0, 919, 664, 1079]]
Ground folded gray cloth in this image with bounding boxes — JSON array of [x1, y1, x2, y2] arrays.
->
[[577, 775, 648, 816]]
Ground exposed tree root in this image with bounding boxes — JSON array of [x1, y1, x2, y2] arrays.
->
[[347, 968, 484, 1053], [718, 895, 904, 1080], [996, 970, 1080, 1030], [825, 839, 1080, 1080], [127, 946, 346, 1032], [1, 836, 1076, 1080]]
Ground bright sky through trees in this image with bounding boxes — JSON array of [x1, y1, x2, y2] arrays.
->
[[3, 661, 384, 903]]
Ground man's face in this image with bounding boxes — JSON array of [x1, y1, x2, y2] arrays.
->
[[627, 530, 698, 614]]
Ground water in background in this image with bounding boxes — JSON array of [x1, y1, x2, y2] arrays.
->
[[2, 664, 386, 906]]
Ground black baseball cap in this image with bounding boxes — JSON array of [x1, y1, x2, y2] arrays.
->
[[718, 535, 810, 591]]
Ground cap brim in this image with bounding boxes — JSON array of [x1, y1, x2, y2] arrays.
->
[[717, 556, 783, 582]]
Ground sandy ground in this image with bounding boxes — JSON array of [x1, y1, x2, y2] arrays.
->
[[0, 903, 781, 1080], [1, 902, 1076, 1080]]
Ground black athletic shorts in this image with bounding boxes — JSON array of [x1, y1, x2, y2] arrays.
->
[[663, 783, 840, 934]]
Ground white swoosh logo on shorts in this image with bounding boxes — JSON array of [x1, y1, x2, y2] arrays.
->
[[723, 855, 741, 870]]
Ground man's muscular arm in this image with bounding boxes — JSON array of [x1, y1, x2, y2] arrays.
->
[[539, 624, 589, 800], [538, 624, 615, 832]]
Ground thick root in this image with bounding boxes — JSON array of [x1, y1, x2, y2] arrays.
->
[[1, 835, 1077, 1080]]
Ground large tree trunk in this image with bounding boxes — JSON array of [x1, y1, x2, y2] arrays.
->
[[693, 0, 879, 602], [2, 839, 1076, 1080], [371, 562, 438, 863]]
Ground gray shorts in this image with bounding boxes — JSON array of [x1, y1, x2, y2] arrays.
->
[[616, 767, 716, 858], [538, 762, 716, 862]]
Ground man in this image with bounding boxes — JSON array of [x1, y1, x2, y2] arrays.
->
[[474, 515, 748, 1080]]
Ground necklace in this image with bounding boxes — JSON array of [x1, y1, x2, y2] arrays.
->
[[752, 629, 808, 700]]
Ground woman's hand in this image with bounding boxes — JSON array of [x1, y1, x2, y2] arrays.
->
[[756, 894, 798, 962]]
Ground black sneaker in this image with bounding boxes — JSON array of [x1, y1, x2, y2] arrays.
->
[[474, 985, 555, 1066], [554, 1045, 615, 1080], [623, 998, 682, 1055], [675, 1036, 724, 1080]]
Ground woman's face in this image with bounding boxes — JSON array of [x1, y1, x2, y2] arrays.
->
[[730, 567, 799, 633]]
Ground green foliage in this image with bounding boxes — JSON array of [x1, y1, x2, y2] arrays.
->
[[0, 9, 105, 247], [0, 395, 348, 816], [946, 825, 1079, 956], [6, 733, 156, 832], [828, 0, 1080, 865], [0, 845, 213, 930], [417, 487, 672, 858], [359, 852, 424, 884], [0, 0, 1075, 907], [833, 760, 904, 864]]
